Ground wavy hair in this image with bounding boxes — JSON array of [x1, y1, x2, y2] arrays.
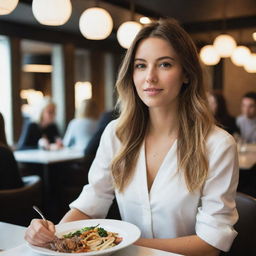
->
[[112, 19, 214, 192]]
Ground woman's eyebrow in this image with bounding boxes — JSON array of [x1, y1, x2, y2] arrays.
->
[[157, 56, 175, 61], [134, 56, 176, 62], [134, 58, 146, 62]]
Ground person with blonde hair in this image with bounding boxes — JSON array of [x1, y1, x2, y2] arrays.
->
[[63, 99, 99, 151], [17, 97, 62, 150], [25, 19, 238, 255]]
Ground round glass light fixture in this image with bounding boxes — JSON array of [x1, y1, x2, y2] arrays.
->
[[79, 7, 113, 40], [199, 45, 220, 66], [244, 53, 256, 73], [231, 46, 251, 66], [140, 17, 151, 24], [213, 34, 237, 58], [117, 21, 142, 49], [32, 0, 72, 26], [0, 0, 19, 15], [253, 32, 256, 41]]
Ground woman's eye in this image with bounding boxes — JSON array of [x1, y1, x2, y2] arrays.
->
[[134, 63, 146, 69], [159, 62, 172, 68]]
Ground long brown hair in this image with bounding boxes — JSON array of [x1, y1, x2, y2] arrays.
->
[[112, 19, 214, 192]]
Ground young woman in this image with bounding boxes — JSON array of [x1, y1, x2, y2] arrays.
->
[[17, 97, 62, 150], [25, 19, 239, 256]]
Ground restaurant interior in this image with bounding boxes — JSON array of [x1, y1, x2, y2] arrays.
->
[[0, 0, 256, 255]]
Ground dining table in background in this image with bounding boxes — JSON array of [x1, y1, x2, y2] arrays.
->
[[14, 147, 84, 189], [238, 143, 256, 170], [14, 148, 85, 219], [0, 221, 182, 256], [14, 147, 85, 165]]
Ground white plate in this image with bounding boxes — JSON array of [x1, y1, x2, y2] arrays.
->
[[28, 219, 141, 256]]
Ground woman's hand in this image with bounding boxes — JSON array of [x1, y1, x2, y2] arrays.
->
[[25, 219, 56, 246]]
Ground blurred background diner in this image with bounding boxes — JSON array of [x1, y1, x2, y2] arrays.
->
[[63, 98, 99, 151], [236, 92, 256, 143], [208, 91, 240, 136], [17, 96, 62, 150], [0, 0, 255, 231]]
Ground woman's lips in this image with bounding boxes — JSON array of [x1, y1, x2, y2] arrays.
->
[[144, 88, 163, 96]]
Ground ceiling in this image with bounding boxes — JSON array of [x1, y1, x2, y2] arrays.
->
[[0, 0, 255, 53]]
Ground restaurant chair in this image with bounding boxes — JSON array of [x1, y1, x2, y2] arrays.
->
[[221, 192, 256, 256], [0, 175, 42, 226]]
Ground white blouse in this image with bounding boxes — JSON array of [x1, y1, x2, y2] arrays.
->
[[70, 120, 239, 252]]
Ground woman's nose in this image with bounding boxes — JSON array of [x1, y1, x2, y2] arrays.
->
[[145, 68, 157, 84]]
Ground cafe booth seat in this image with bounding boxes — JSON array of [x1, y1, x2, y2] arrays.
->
[[0, 175, 42, 226], [221, 192, 256, 256]]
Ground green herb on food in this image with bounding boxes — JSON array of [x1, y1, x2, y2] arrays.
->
[[63, 224, 100, 238], [97, 227, 108, 237]]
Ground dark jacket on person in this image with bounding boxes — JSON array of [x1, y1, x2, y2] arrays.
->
[[17, 121, 60, 150], [84, 110, 118, 157], [216, 115, 240, 136], [0, 146, 23, 189]]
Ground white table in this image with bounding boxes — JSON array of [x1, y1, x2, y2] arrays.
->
[[0, 222, 181, 256], [238, 144, 256, 170], [14, 148, 84, 165]]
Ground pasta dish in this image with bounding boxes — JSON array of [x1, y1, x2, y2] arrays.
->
[[46, 225, 122, 253]]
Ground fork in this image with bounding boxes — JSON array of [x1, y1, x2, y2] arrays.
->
[[33, 205, 48, 227]]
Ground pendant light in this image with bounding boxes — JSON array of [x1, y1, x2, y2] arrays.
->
[[117, 21, 142, 49], [253, 32, 256, 41], [213, 34, 236, 58], [32, 0, 72, 26], [117, 0, 142, 49], [0, 0, 19, 15], [79, 7, 113, 40], [200, 45, 220, 66], [231, 46, 251, 67], [244, 53, 256, 73], [213, 0, 236, 58]]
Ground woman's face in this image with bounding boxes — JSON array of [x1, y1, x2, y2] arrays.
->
[[133, 37, 187, 111], [42, 104, 56, 125], [241, 97, 256, 119]]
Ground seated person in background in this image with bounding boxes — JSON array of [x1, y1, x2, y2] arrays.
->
[[17, 97, 62, 150], [236, 92, 256, 143], [208, 91, 239, 136], [63, 99, 99, 151], [0, 112, 23, 189], [84, 109, 118, 157]]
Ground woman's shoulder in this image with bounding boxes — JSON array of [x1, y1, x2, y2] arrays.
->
[[207, 125, 236, 150], [102, 119, 118, 138]]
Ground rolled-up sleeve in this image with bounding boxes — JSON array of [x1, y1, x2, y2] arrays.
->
[[196, 133, 239, 252], [69, 120, 119, 218]]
